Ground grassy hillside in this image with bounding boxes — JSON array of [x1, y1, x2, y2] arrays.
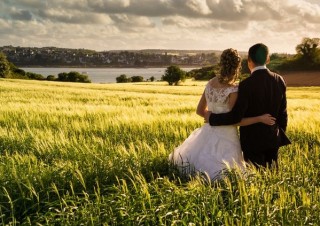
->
[[0, 79, 319, 225]]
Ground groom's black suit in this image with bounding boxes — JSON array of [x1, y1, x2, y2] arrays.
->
[[209, 68, 290, 167]]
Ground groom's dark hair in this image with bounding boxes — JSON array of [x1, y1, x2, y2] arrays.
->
[[248, 43, 269, 65]]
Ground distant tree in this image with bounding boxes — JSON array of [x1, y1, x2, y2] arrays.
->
[[11, 67, 26, 77], [295, 37, 320, 65], [131, 75, 144, 82], [241, 59, 250, 74], [57, 71, 91, 83], [67, 71, 90, 82], [58, 72, 68, 81], [0, 53, 46, 79], [187, 66, 217, 81], [67, 71, 79, 82], [26, 72, 44, 80], [116, 74, 131, 83], [270, 53, 281, 61], [47, 75, 56, 81], [0, 52, 11, 78], [277, 37, 320, 71], [267, 53, 289, 72], [80, 73, 91, 83], [9, 62, 28, 78], [162, 65, 186, 85], [72, 71, 90, 83], [149, 76, 155, 82]]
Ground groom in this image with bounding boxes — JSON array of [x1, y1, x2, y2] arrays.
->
[[205, 43, 290, 168]]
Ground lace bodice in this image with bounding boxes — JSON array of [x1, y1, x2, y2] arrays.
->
[[205, 82, 238, 114]]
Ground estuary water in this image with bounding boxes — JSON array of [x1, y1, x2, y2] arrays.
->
[[21, 67, 197, 83]]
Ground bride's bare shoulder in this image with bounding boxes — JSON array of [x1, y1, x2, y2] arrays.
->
[[207, 77, 220, 87], [208, 77, 234, 89]]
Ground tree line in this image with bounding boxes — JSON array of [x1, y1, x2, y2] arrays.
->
[[0, 53, 91, 83], [1, 37, 319, 85], [140, 37, 320, 85], [278, 37, 320, 71]]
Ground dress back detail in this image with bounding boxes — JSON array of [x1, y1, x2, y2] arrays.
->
[[205, 82, 238, 114]]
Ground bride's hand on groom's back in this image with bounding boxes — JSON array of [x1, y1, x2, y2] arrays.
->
[[259, 114, 276, 125]]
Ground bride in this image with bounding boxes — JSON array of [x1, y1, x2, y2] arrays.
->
[[169, 48, 275, 180]]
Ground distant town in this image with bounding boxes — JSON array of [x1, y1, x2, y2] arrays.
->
[[0, 46, 237, 68]]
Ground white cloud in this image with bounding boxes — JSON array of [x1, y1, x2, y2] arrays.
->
[[162, 16, 212, 28], [186, 0, 211, 15], [206, 0, 245, 19], [110, 14, 155, 32], [10, 9, 33, 21], [286, 0, 320, 23], [0, 0, 319, 53], [37, 8, 111, 24]]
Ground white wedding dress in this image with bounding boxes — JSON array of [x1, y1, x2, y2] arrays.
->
[[169, 81, 245, 180]]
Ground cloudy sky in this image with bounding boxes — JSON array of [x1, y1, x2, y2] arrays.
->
[[0, 0, 319, 53]]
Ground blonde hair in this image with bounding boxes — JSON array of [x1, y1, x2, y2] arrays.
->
[[218, 48, 241, 84]]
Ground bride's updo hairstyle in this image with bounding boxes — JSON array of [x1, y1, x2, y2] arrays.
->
[[218, 48, 241, 84]]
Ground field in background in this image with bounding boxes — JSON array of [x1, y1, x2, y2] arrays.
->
[[282, 71, 320, 86], [0, 79, 319, 225]]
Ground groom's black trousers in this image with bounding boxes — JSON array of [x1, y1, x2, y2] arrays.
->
[[243, 148, 279, 168]]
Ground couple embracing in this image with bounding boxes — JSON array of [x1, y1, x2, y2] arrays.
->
[[169, 43, 291, 180]]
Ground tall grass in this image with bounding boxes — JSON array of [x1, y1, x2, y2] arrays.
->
[[0, 78, 319, 225]]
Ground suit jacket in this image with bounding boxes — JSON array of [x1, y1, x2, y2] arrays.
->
[[209, 69, 290, 151]]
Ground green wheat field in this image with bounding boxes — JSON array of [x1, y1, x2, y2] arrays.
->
[[0, 78, 319, 225]]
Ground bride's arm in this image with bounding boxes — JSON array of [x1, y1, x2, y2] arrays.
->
[[196, 91, 207, 118], [229, 92, 275, 126]]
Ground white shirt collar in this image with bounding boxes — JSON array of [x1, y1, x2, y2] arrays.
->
[[251, 65, 267, 73]]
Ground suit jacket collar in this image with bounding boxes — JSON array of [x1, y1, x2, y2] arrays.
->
[[251, 66, 268, 76], [251, 65, 267, 73]]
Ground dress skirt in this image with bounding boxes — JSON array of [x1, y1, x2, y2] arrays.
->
[[169, 123, 245, 180]]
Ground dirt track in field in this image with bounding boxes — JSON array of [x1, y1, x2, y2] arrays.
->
[[281, 71, 320, 87]]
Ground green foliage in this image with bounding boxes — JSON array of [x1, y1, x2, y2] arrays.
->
[[8, 62, 44, 80], [11, 66, 27, 77], [1, 52, 90, 82], [116, 74, 132, 83], [185, 62, 250, 82], [241, 58, 250, 74], [186, 65, 217, 80], [116, 75, 145, 83], [267, 54, 287, 72], [295, 37, 320, 64], [26, 72, 45, 80], [57, 72, 68, 81], [149, 76, 155, 82], [47, 75, 56, 81], [0, 55, 45, 80], [238, 73, 250, 82], [162, 65, 186, 85], [0, 52, 11, 78], [131, 75, 144, 82], [277, 37, 320, 71], [57, 71, 91, 83]]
